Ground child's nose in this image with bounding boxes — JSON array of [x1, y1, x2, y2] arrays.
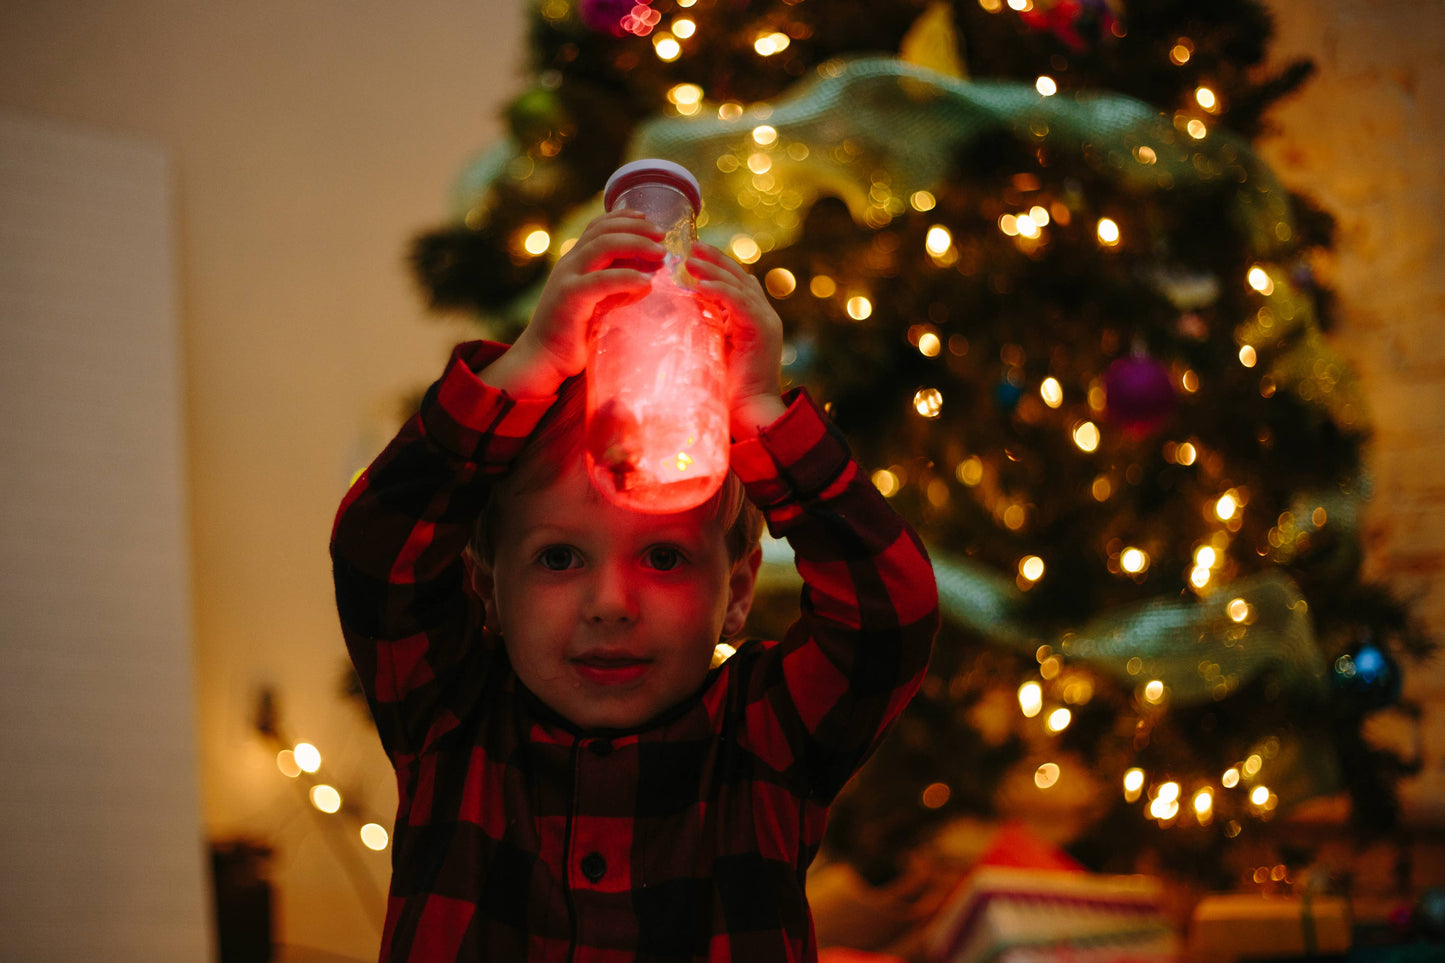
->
[[585, 562, 638, 623]]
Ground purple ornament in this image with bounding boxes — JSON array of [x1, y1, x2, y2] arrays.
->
[[579, 0, 640, 34], [1103, 354, 1176, 434]]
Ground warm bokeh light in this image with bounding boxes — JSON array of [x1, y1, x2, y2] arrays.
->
[[1149, 795, 1180, 820], [1073, 421, 1100, 452], [360, 823, 389, 851], [1195, 86, 1217, 111], [276, 750, 301, 778], [1046, 707, 1072, 732], [764, 267, 796, 298], [1186, 118, 1208, 139], [1035, 75, 1057, 96], [1176, 441, 1198, 464], [1124, 768, 1146, 793], [1019, 555, 1045, 582], [1227, 598, 1252, 623], [1247, 265, 1275, 294], [871, 469, 900, 497], [1035, 763, 1061, 789], [523, 228, 551, 256], [1238, 344, 1258, 368], [1251, 785, 1271, 806], [1143, 679, 1165, 704], [1157, 781, 1181, 804], [1215, 492, 1239, 520], [957, 456, 983, 487], [753, 31, 790, 55], [310, 784, 342, 814], [913, 387, 943, 419], [1018, 681, 1043, 718], [293, 743, 321, 774], [729, 235, 761, 263], [925, 225, 953, 256], [1170, 39, 1194, 65], [1222, 767, 1241, 788], [1096, 218, 1120, 246], [1193, 788, 1214, 817], [1243, 753, 1263, 776], [751, 124, 778, 146], [1120, 547, 1149, 574], [654, 34, 681, 61], [921, 781, 952, 809], [671, 18, 696, 39], [846, 296, 873, 320], [918, 331, 942, 357]]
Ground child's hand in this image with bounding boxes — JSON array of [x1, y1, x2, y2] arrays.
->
[[687, 243, 789, 438], [481, 210, 663, 397]]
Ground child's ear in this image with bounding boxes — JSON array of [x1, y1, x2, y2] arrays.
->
[[464, 547, 502, 634], [722, 545, 763, 637]]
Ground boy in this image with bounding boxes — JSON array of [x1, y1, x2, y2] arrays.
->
[[332, 209, 939, 961]]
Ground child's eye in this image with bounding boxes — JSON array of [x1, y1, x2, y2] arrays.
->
[[643, 545, 685, 571], [536, 546, 580, 571]]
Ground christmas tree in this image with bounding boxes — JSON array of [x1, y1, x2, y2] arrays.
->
[[407, 0, 1429, 889]]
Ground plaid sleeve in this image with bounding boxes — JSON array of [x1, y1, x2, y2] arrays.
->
[[731, 388, 939, 801], [330, 341, 554, 764]]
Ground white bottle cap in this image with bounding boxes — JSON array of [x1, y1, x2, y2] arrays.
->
[[604, 158, 702, 214]]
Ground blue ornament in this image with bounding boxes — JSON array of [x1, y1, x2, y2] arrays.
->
[[994, 377, 1024, 413], [1332, 635, 1401, 712]]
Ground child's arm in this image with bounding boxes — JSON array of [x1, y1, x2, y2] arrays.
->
[[331, 212, 663, 763], [689, 243, 940, 801]]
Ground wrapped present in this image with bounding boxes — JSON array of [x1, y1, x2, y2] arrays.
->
[[1187, 893, 1350, 962], [924, 824, 1181, 963]]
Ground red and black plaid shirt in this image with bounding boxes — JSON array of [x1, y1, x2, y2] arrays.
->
[[332, 342, 938, 962]]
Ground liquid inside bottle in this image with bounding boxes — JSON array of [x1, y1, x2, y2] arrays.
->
[[586, 159, 729, 514]]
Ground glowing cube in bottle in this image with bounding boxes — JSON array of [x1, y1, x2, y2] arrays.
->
[[586, 159, 728, 513]]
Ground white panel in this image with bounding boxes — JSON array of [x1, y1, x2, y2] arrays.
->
[[0, 112, 213, 961]]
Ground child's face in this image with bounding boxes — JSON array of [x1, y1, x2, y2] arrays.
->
[[474, 456, 758, 730]]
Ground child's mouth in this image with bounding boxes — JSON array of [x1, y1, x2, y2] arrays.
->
[[572, 654, 651, 685]]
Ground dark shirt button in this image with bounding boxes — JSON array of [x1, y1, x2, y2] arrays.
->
[[588, 739, 613, 756], [580, 852, 606, 883]]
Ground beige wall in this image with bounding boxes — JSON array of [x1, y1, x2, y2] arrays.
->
[[0, 0, 1440, 959], [0, 2, 522, 957], [1257, 0, 1445, 827]]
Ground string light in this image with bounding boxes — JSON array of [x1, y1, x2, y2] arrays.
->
[[310, 785, 342, 814], [653, 33, 681, 61], [1035, 763, 1061, 788], [751, 125, 778, 146], [294, 743, 322, 773], [1072, 421, 1101, 452], [1120, 547, 1150, 574], [1096, 218, 1121, 246], [1036, 76, 1057, 96], [1195, 86, 1218, 112], [1019, 555, 1046, 583], [1193, 788, 1214, 821], [1243, 753, 1263, 776], [1018, 681, 1043, 717], [764, 267, 796, 298], [1170, 39, 1194, 65], [1222, 767, 1241, 788], [872, 468, 900, 496], [809, 275, 837, 298], [1227, 598, 1252, 623], [1186, 119, 1208, 139], [1215, 492, 1239, 521], [910, 190, 937, 212], [753, 31, 790, 56], [522, 228, 551, 256], [925, 225, 953, 256], [671, 17, 696, 39], [846, 296, 873, 320], [1143, 679, 1166, 704], [1046, 707, 1072, 732], [1250, 785, 1271, 806], [729, 235, 761, 263], [1247, 266, 1275, 295], [918, 331, 942, 357], [360, 823, 389, 851], [913, 387, 943, 419], [1040, 377, 1063, 407], [1123, 768, 1145, 802]]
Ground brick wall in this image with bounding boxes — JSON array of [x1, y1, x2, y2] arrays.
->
[[1258, 0, 1445, 833]]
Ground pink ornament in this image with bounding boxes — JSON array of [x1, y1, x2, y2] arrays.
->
[[580, 0, 648, 35], [1103, 354, 1176, 435], [586, 160, 729, 513]]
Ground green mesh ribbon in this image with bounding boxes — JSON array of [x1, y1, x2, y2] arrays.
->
[[762, 539, 1330, 706], [629, 55, 1295, 260]]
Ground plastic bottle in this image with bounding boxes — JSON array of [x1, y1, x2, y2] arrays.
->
[[585, 159, 728, 513]]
